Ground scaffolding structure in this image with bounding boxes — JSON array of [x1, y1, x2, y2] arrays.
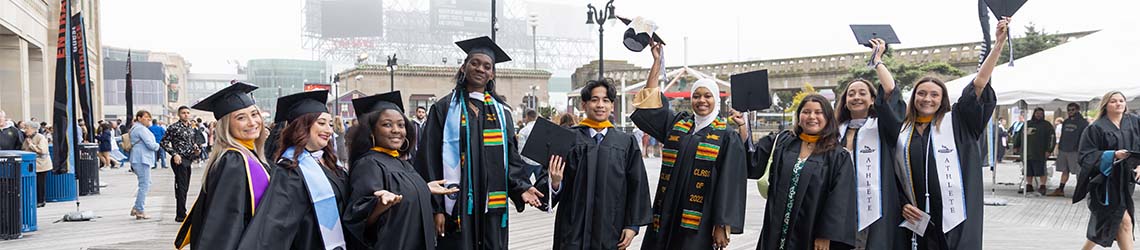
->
[[302, 0, 597, 72]]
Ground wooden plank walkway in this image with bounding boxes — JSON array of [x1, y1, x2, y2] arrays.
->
[[0, 159, 1134, 249]]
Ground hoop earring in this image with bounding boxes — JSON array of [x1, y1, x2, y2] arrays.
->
[[399, 137, 412, 152]]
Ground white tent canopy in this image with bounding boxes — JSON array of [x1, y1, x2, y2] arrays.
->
[[946, 22, 1140, 106]]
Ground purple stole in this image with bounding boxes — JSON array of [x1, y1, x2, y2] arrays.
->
[[235, 148, 270, 210]]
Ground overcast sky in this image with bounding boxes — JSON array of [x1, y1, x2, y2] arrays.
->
[[101, 0, 1136, 76]]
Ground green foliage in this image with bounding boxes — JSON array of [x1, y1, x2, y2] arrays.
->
[[784, 84, 817, 116], [537, 106, 558, 119], [837, 53, 967, 94], [998, 23, 1064, 64]]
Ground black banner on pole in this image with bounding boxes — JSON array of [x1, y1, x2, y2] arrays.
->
[[71, 12, 94, 143], [51, 0, 75, 173]]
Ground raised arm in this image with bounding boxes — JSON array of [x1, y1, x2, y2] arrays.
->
[[633, 42, 665, 110], [974, 17, 1011, 97], [870, 38, 897, 96]]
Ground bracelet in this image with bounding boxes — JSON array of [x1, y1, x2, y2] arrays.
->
[[873, 61, 885, 68]]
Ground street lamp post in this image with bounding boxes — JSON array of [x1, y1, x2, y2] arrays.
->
[[387, 54, 398, 92], [529, 14, 539, 70], [586, 0, 616, 81]]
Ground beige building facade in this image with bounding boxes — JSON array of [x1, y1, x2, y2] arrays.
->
[[1, 0, 102, 122]]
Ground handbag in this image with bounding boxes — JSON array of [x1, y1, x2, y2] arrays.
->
[[756, 132, 782, 199]]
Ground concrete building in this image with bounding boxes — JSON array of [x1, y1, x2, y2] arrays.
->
[[336, 64, 552, 119], [186, 73, 246, 121], [1, 0, 102, 122], [100, 47, 192, 122], [246, 59, 327, 117]]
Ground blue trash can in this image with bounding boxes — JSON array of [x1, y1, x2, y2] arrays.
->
[[0, 152, 24, 240], [0, 151, 38, 233], [45, 144, 77, 203]]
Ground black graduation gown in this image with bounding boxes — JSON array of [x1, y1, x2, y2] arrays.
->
[[899, 83, 995, 250], [1073, 115, 1140, 247], [236, 153, 355, 250], [548, 126, 653, 250], [345, 151, 436, 250], [413, 92, 534, 250], [176, 150, 270, 250], [630, 102, 748, 250], [842, 85, 910, 250], [751, 131, 856, 250]]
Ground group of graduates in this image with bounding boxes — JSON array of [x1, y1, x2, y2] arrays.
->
[[165, 17, 1140, 250]]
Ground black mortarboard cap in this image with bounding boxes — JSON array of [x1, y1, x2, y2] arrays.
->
[[618, 16, 666, 52], [352, 91, 404, 116], [850, 24, 901, 47], [192, 81, 259, 119], [275, 90, 329, 122], [730, 70, 772, 112], [455, 36, 512, 63], [985, 0, 1027, 18], [521, 118, 576, 166]]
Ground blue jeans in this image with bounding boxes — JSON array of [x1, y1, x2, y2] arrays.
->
[[131, 162, 152, 212], [155, 149, 168, 168]]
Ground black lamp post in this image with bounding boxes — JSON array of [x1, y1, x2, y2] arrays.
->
[[586, 0, 616, 81], [387, 54, 398, 92]]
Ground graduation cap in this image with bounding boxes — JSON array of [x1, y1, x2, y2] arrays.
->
[[985, 0, 1027, 18], [274, 90, 329, 122], [849, 24, 901, 48], [985, 0, 1026, 66], [730, 70, 772, 112], [455, 36, 512, 63], [192, 81, 259, 119], [618, 16, 666, 52], [352, 91, 404, 116], [520, 118, 576, 167]]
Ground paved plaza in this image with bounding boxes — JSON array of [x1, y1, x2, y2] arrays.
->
[[0, 158, 1134, 249]]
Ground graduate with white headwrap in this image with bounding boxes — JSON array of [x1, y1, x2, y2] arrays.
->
[[630, 42, 747, 250]]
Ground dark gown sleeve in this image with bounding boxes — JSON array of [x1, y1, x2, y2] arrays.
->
[[195, 151, 256, 250], [818, 150, 857, 247], [624, 134, 653, 227], [236, 164, 308, 249], [747, 131, 788, 180], [413, 100, 447, 215], [343, 156, 387, 247], [1075, 121, 1110, 203], [713, 130, 748, 234], [551, 143, 585, 208], [630, 94, 677, 142], [876, 84, 906, 146], [952, 81, 997, 139], [505, 111, 539, 212]]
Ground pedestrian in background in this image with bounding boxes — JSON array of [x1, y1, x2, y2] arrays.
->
[[1049, 103, 1089, 197], [129, 110, 161, 220], [22, 121, 50, 207]]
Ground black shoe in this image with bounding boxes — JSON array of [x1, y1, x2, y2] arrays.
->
[[37, 202, 45, 208], [174, 216, 186, 222]]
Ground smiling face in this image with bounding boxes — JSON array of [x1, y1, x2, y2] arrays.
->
[[372, 110, 407, 150], [912, 81, 944, 117], [227, 106, 263, 141], [1106, 93, 1127, 116], [798, 101, 827, 135], [462, 54, 495, 89], [582, 85, 614, 122], [843, 81, 874, 117], [691, 87, 716, 116], [305, 113, 334, 151]]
